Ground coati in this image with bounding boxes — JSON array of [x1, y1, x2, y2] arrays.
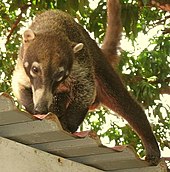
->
[[11, 0, 160, 165]]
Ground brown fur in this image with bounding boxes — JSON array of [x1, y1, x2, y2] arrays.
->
[[12, 1, 160, 166]]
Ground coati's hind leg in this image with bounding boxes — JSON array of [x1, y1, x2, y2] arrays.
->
[[95, 63, 160, 165]]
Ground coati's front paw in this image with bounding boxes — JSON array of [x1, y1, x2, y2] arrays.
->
[[145, 151, 160, 165]]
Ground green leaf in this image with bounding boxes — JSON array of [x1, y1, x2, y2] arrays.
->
[[142, 0, 149, 6]]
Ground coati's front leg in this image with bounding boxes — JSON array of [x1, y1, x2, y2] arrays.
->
[[20, 87, 34, 114], [12, 58, 34, 114], [95, 61, 160, 165], [13, 84, 34, 114]]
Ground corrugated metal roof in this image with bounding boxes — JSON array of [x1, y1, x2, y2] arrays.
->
[[0, 93, 167, 171]]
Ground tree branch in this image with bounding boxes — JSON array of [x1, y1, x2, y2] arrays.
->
[[153, 15, 170, 26], [138, 0, 170, 12], [151, 0, 170, 12], [163, 28, 170, 34], [5, 4, 31, 45], [123, 74, 170, 95], [160, 86, 170, 95]]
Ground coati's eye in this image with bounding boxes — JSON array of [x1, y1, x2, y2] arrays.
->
[[30, 62, 41, 77], [52, 66, 65, 83], [32, 66, 39, 74], [30, 66, 40, 77], [56, 66, 67, 82]]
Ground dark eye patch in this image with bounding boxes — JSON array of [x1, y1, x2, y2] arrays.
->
[[51, 67, 66, 93], [55, 70, 65, 82]]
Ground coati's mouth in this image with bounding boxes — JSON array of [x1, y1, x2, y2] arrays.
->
[[33, 93, 68, 118]]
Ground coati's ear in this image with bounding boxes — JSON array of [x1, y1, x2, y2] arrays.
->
[[73, 43, 84, 53], [23, 29, 35, 43]]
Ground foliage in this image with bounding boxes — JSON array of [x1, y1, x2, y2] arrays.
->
[[0, 0, 169, 162]]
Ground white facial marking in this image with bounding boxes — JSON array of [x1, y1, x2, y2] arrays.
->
[[56, 66, 65, 81], [65, 70, 69, 76], [24, 62, 29, 68], [57, 76, 63, 82], [32, 61, 40, 68], [32, 86, 53, 109], [32, 87, 44, 106], [30, 70, 36, 78], [58, 66, 64, 72]]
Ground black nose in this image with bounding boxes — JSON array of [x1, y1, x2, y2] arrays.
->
[[34, 103, 48, 114]]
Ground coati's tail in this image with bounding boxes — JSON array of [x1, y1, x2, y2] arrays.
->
[[101, 0, 122, 66]]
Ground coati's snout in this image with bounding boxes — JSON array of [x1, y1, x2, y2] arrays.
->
[[34, 103, 48, 114], [24, 62, 68, 115], [32, 86, 53, 114], [21, 29, 84, 115]]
